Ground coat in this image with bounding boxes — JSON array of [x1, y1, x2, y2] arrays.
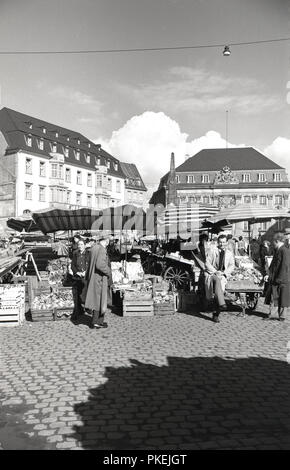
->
[[203, 247, 235, 300], [83, 244, 112, 313], [265, 245, 290, 307]]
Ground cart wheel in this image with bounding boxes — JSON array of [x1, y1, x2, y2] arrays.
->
[[163, 266, 190, 289], [246, 293, 259, 311]]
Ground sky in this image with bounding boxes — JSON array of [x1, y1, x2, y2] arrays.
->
[[0, 0, 289, 191]]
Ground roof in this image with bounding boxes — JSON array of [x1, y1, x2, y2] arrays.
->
[[0, 107, 126, 179], [119, 162, 147, 191], [176, 148, 284, 172]]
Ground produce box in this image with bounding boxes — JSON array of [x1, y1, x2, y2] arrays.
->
[[122, 299, 154, 317], [54, 307, 73, 321], [30, 309, 54, 322], [226, 280, 263, 291], [154, 301, 175, 315], [0, 284, 25, 327]]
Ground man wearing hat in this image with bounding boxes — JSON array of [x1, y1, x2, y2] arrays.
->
[[83, 234, 112, 329]]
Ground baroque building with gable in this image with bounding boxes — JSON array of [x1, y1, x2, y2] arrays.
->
[[150, 147, 290, 236]]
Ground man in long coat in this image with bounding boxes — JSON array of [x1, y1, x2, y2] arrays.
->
[[84, 235, 112, 329], [265, 231, 290, 321]]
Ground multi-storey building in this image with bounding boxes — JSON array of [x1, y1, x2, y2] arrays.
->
[[0, 107, 129, 230], [119, 162, 147, 207], [150, 147, 290, 237]]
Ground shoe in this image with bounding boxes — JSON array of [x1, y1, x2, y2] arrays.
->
[[263, 315, 272, 320], [90, 324, 102, 329], [219, 304, 227, 311], [212, 315, 220, 323], [99, 322, 108, 328], [278, 317, 285, 322]]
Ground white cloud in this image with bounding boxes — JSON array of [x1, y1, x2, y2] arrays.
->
[[115, 67, 282, 116], [96, 111, 245, 183], [264, 137, 290, 176]]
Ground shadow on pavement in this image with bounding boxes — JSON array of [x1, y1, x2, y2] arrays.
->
[[71, 356, 290, 450]]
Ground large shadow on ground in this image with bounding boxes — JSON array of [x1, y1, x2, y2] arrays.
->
[[71, 356, 290, 450]]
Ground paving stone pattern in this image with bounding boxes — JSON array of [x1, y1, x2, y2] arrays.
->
[[1, 299, 290, 450]]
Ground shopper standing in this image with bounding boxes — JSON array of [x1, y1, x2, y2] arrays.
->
[[84, 235, 112, 329]]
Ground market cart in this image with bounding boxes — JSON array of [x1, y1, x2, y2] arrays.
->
[[225, 284, 264, 316]]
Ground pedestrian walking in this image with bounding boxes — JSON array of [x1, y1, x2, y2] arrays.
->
[[204, 234, 235, 323], [264, 232, 290, 321], [83, 234, 112, 329]]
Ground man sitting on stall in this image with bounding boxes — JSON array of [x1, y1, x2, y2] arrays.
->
[[203, 234, 235, 323]]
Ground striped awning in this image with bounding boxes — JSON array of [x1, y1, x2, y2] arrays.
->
[[155, 203, 220, 238], [210, 204, 290, 224], [32, 205, 147, 234]]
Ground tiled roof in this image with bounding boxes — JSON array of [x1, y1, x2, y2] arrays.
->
[[0, 107, 126, 179], [176, 147, 283, 172], [119, 162, 147, 191]]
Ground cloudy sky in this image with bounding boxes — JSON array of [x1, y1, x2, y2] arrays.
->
[[0, 0, 289, 189]]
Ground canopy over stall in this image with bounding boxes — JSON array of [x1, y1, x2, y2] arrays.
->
[[31, 205, 147, 234], [156, 203, 220, 239], [209, 204, 289, 227], [7, 217, 41, 233]]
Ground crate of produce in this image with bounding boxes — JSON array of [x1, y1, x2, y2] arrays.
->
[[54, 307, 73, 321], [0, 284, 25, 327], [122, 299, 154, 317], [30, 308, 54, 322], [154, 301, 175, 315]]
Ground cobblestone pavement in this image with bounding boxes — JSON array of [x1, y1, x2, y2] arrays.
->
[[1, 298, 290, 450]]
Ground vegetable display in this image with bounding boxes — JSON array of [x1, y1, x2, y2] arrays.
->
[[46, 258, 70, 285], [32, 289, 74, 310]]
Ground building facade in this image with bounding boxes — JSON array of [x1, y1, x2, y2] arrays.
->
[[0, 107, 133, 230], [150, 148, 290, 237], [119, 162, 147, 207]]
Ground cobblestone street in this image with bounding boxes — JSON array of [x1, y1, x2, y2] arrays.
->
[[1, 300, 290, 450]]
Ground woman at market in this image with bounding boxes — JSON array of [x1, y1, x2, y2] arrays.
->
[[264, 232, 290, 321], [69, 239, 89, 321], [259, 240, 272, 276], [83, 234, 112, 329]]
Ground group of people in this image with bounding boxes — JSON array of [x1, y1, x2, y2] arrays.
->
[[68, 234, 112, 330], [191, 230, 290, 323]]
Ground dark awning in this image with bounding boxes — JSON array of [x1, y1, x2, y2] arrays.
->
[[7, 217, 41, 233]]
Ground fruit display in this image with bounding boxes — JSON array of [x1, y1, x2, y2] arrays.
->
[[31, 289, 74, 310], [123, 280, 153, 300], [153, 291, 175, 304], [228, 266, 263, 285], [46, 258, 70, 285]]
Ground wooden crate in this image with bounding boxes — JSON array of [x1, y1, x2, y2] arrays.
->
[[30, 309, 54, 322], [154, 301, 175, 315], [0, 285, 25, 327], [54, 307, 73, 320], [122, 299, 154, 317]]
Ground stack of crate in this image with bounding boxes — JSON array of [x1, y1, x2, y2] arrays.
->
[[0, 284, 25, 327]]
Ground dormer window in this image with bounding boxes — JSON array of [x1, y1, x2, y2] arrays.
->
[[64, 146, 69, 158], [114, 163, 118, 171], [88, 143, 91, 149], [26, 122, 33, 130], [95, 157, 101, 166], [107, 160, 111, 169], [273, 173, 282, 182], [55, 132, 59, 138], [42, 127, 46, 134], [175, 175, 180, 183], [39, 138, 44, 150], [26, 135, 32, 147], [186, 175, 194, 183], [258, 173, 266, 182], [75, 149, 80, 160], [202, 174, 209, 183], [66, 136, 70, 142], [77, 138, 81, 145], [242, 173, 251, 183], [86, 153, 90, 164], [52, 142, 57, 153]]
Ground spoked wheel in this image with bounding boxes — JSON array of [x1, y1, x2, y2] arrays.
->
[[163, 266, 191, 289]]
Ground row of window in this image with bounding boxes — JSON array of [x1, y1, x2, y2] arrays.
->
[[24, 184, 102, 207], [125, 178, 142, 187], [177, 173, 283, 184], [24, 139, 118, 170], [25, 159, 122, 192], [25, 123, 94, 148], [179, 195, 284, 205]]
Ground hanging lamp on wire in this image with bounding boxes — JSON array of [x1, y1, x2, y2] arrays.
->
[[223, 45, 231, 56]]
